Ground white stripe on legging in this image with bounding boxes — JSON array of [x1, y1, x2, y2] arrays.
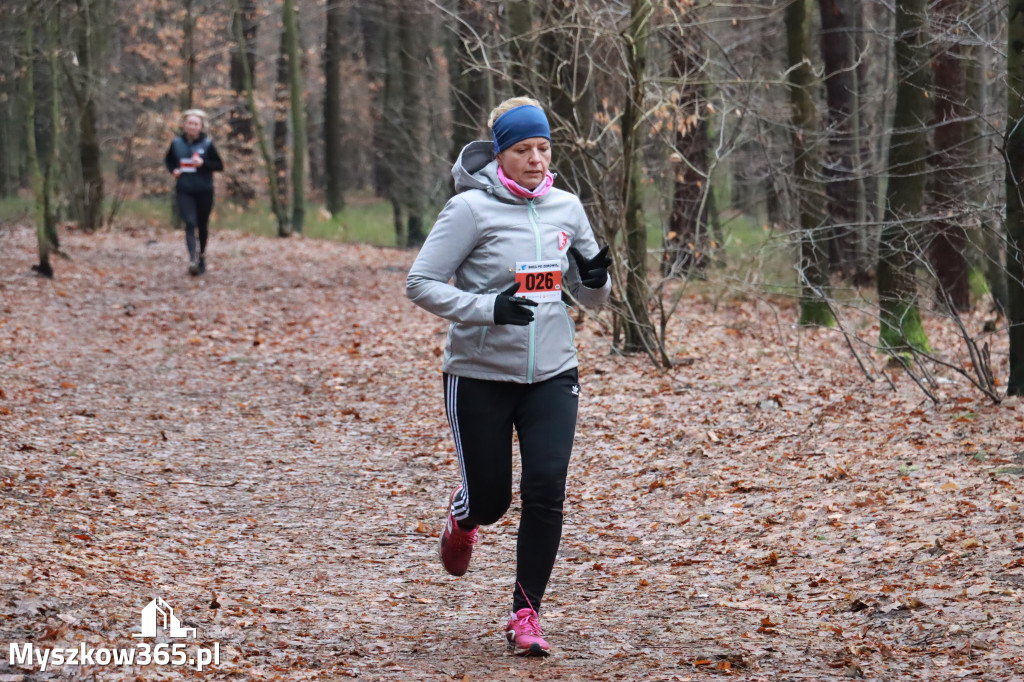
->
[[445, 374, 470, 521]]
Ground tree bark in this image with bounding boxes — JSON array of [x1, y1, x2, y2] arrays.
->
[[273, 16, 291, 237], [361, 0, 399, 242], [0, 2, 22, 196], [25, 4, 58, 278], [75, 0, 104, 232], [230, 0, 258, 143], [448, 0, 492, 166], [786, 0, 834, 326], [505, 0, 536, 95], [396, 0, 428, 246], [620, 0, 659, 358], [662, 0, 710, 277], [227, 0, 258, 205], [324, 0, 345, 215], [877, 0, 932, 356], [1006, 0, 1024, 395], [283, 0, 306, 234], [817, 0, 866, 279], [964, 2, 1006, 315], [539, 0, 597, 203], [230, 0, 287, 233], [181, 0, 195, 110], [928, 0, 971, 313]]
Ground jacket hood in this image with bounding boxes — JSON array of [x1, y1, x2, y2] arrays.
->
[[452, 140, 500, 191], [453, 140, 548, 204]]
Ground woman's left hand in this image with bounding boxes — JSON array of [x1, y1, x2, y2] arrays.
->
[[568, 245, 611, 289]]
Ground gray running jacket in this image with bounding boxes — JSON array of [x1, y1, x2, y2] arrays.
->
[[407, 141, 611, 384]]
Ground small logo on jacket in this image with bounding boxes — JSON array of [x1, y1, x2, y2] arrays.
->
[[558, 232, 569, 251], [571, 384, 580, 397]]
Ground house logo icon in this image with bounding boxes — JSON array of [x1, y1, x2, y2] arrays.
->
[[132, 598, 197, 639]]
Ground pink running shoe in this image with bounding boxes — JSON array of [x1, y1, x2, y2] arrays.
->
[[505, 608, 550, 656], [438, 486, 477, 576]]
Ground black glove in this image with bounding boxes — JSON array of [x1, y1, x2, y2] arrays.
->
[[493, 282, 539, 326], [568, 245, 612, 289]]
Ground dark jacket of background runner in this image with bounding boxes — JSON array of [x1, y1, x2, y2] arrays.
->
[[164, 133, 224, 193]]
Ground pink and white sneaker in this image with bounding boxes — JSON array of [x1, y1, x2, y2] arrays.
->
[[505, 608, 550, 656], [438, 486, 477, 576]]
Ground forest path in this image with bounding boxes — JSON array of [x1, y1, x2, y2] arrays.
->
[[1, 223, 1022, 680]]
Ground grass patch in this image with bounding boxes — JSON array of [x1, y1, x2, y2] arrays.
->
[[708, 212, 798, 295], [214, 192, 397, 247], [3, 188, 788, 288], [0, 196, 34, 223], [0, 191, 399, 248], [968, 267, 989, 297]]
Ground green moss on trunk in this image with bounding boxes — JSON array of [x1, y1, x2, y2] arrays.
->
[[880, 301, 932, 355], [798, 300, 836, 327]]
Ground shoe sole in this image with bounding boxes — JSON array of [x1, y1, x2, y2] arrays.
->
[[437, 526, 469, 576], [438, 487, 469, 576], [507, 638, 550, 657]]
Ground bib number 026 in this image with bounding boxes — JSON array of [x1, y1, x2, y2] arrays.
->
[[523, 272, 555, 291], [515, 260, 562, 303]]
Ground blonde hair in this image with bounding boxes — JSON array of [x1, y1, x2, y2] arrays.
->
[[182, 109, 208, 129], [487, 97, 543, 130]]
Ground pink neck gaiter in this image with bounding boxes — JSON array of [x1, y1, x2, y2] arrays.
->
[[497, 165, 554, 199]]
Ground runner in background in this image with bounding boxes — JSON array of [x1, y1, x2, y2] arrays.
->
[[406, 96, 611, 657], [164, 109, 224, 276]]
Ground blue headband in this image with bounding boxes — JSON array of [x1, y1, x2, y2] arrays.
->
[[492, 105, 551, 156]]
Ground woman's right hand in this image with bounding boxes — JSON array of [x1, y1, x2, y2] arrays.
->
[[493, 282, 538, 326], [172, 169, 182, 177]]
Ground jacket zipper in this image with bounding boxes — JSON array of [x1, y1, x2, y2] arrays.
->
[[526, 200, 542, 384]]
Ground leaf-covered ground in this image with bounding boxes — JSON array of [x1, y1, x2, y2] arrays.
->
[[1, 223, 1022, 681]]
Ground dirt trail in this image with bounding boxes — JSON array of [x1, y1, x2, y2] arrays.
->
[[1, 224, 1022, 680]]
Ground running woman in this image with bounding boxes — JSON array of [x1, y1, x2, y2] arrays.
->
[[164, 109, 224, 276], [406, 96, 611, 656]]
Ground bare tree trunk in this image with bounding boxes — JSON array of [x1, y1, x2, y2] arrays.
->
[[230, 0, 287, 233], [283, 0, 306, 234], [620, 0, 659, 358], [230, 0, 257, 142], [228, 0, 257, 205], [662, 0, 710, 277], [25, 4, 58, 278], [377, 1, 404, 245], [928, 0, 971, 313], [505, 0, 536, 96], [449, 0, 492, 166], [360, 0, 400, 243], [817, 0, 865, 279], [539, 1, 597, 203], [0, 2, 22, 196], [44, 6, 60, 252], [367, 0, 431, 247], [324, 0, 345, 215], [74, 0, 104, 232], [786, 0, 834, 326], [181, 0, 195, 110], [964, 2, 1006, 315], [1006, 0, 1024, 395], [877, 0, 931, 356], [273, 19, 291, 237], [396, 0, 428, 246]]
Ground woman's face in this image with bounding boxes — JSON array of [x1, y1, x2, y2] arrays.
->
[[498, 137, 551, 190], [183, 115, 203, 140]]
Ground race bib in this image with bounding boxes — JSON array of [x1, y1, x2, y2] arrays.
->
[[515, 260, 562, 303], [179, 158, 198, 173]]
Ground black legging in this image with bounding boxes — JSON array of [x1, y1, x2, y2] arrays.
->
[[443, 368, 579, 614], [177, 188, 214, 260]]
